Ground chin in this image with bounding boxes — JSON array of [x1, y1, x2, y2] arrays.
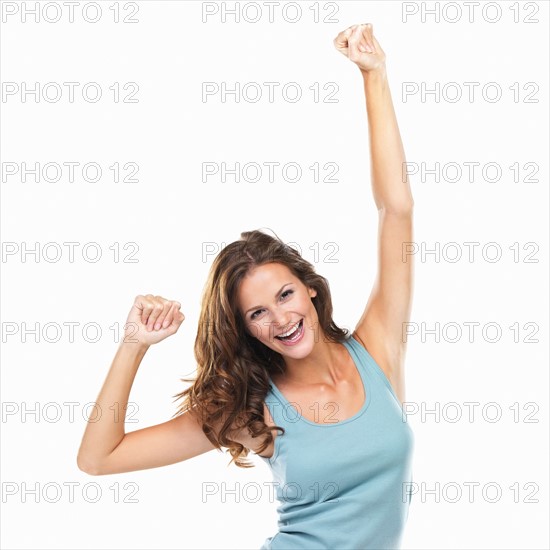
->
[[278, 336, 315, 357]]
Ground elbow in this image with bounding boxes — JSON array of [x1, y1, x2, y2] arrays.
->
[[380, 202, 414, 216], [77, 454, 104, 476]]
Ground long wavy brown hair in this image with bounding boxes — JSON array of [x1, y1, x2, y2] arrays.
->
[[172, 228, 349, 468]]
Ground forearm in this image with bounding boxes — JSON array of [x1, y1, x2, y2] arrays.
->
[[361, 65, 414, 212], [77, 341, 149, 467]]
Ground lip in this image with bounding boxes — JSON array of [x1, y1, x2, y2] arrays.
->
[[276, 319, 301, 338], [275, 319, 304, 346]]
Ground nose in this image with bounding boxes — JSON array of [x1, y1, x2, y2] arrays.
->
[[272, 312, 293, 333]]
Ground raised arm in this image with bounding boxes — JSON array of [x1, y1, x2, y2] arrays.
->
[[334, 24, 414, 403], [76, 295, 217, 475]]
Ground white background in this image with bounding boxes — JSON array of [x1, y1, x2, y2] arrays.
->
[[1, 1, 548, 549]]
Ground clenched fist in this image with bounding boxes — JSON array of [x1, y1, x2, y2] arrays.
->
[[333, 23, 386, 74], [122, 294, 185, 347]]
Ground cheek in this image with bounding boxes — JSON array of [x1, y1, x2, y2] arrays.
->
[[306, 298, 317, 311], [307, 301, 319, 318], [246, 322, 258, 338], [247, 321, 267, 340]]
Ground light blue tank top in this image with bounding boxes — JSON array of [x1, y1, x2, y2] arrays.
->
[[258, 334, 414, 549]]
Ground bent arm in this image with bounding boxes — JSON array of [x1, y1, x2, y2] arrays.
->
[[76, 341, 149, 472], [76, 341, 218, 475]]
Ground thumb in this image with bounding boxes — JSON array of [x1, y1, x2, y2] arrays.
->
[[334, 26, 354, 55]]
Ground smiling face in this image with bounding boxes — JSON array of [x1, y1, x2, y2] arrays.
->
[[237, 262, 319, 358]]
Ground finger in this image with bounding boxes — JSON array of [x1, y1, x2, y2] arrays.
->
[[348, 25, 365, 56], [159, 304, 174, 330], [154, 300, 175, 330], [171, 309, 185, 330], [364, 23, 376, 52], [333, 26, 354, 53], [161, 301, 182, 329], [358, 24, 374, 53], [157, 302, 178, 328], [140, 295, 156, 326], [147, 298, 170, 331], [164, 308, 185, 333]]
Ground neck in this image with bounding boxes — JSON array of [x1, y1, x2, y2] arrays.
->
[[280, 331, 347, 386]]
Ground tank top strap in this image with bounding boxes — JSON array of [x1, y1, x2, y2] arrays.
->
[[264, 380, 292, 427]]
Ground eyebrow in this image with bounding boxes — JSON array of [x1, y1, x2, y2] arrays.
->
[[245, 282, 293, 316]]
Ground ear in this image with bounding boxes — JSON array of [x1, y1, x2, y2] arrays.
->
[[308, 287, 317, 299]]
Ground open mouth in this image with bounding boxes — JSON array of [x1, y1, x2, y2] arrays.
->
[[275, 319, 304, 343]]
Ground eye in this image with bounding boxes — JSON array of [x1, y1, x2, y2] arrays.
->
[[250, 309, 262, 320], [250, 289, 294, 320]]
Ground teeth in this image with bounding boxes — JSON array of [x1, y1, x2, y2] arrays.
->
[[277, 320, 300, 339]]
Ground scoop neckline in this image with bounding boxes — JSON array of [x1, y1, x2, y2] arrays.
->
[[267, 335, 371, 428]]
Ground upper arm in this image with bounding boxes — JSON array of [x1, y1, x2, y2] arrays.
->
[[79, 408, 218, 476], [353, 207, 414, 399]]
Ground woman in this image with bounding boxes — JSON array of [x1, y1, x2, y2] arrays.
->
[[77, 23, 415, 549]]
